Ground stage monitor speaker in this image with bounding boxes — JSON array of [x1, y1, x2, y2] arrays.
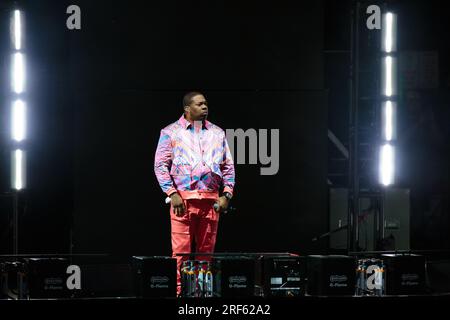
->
[[382, 254, 426, 295], [213, 256, 255, 297], [132, 256, 176, 298], [426, 260, 450, 293], [256, 255, 305, 297], [76, 262, 133, 298], [307, 255, 356, 296], [22, 258, 70, 299]]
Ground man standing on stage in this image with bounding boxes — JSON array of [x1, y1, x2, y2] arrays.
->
[[154, 91, 235, 295]]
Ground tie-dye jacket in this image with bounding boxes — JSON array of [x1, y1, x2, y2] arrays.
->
[[154, 115, 235, 197]]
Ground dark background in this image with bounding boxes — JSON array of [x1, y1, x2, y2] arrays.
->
[[0, 0, 448, 255]]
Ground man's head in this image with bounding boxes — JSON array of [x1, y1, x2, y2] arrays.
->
[[183, 91, 208, 122]]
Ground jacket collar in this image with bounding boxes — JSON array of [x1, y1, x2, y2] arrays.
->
[[178, 114, 211, 130]]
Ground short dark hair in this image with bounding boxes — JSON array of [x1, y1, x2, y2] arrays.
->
[[183, 91, 204, 108]]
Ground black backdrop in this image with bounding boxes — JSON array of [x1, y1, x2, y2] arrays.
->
[[1, 0, 327, 255]]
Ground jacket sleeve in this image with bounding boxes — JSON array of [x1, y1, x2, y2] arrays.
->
[[220, 132, 235, 196], [154, 129, 177, 196]]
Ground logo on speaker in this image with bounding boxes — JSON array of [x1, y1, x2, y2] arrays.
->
[[150, 276, 169, 288], [329, 275, 348, 287], [401, 273, 419, 286], [44, 277, 64, 290], [228, 276, 247, 288]]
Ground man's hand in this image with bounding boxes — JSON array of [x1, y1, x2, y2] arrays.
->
[[215, 196, 230, 213], [170, 193, 185, 217]]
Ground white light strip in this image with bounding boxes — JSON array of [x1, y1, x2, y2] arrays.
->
[[385, 56, 392, 97], [15, 150, 23, 190], [379, 144, 395, 186], [12, 100, 26, 142], [385, 101, 393, 141], [14, 10, 22, 50], [12, 149, 26, 190], [12, 52, 25, 94], [385, 13, 393, 53]]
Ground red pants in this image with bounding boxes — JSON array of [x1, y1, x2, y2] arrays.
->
[[170, 192, 219, 295]]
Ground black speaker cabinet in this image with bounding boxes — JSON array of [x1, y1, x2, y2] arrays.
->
[[132, 256, 177, 298], [213, 256, 255, 297], [307, 255, 356, 296], [257, 255, 305, 297], [76, 262, 133, 298], [426, 260, 450, 293], [382, 254, 425, 295], [22, 258, 70, 299]]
